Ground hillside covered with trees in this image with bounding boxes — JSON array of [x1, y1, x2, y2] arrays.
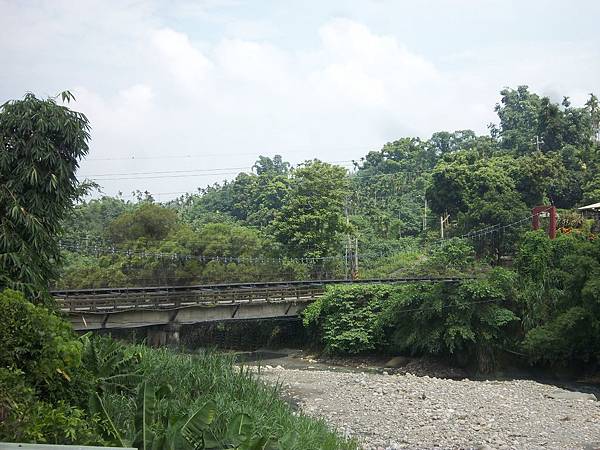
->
[[57, 86, 600, 288]]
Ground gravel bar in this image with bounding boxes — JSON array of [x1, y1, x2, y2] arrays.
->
[[258, 366, 600, 450]]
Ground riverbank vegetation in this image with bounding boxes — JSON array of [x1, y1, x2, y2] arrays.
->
[[303, 231, 600, 373], [0, 289, 355, 448]]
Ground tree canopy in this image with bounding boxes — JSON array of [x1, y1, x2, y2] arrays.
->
[[0, 92, 90, 296]]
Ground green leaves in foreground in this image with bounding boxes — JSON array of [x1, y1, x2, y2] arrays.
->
[[180, 399, 217, 449], [133, 381, 157, 450], [93, 379, 296, 450]]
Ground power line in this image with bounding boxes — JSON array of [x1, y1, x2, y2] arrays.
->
[[81, 160, 357, 178], [83, 166, 252, 178], [88, 171, 256, 182], [86, 169, 422, 192], [456, 206, 552, 241], [85, 146, 377, 162]]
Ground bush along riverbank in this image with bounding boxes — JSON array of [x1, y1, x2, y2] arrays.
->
[[303, 231, 600, 375], [0, 289, 356, 449]]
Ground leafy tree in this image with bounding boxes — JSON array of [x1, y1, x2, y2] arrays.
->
[[63, 196, 133, 242], [585, 93, 600, 142], [272, 160, 349, 259], [107, 203, 178, 243], [427, 151, 529, 258], [253, 154, 290, 175], [0, 289, 84, 399], [494, 86, 542, 154], [0, 92, 90, 295], [304, 271, 519, 372], [303, 284, 389, 354], [381, 271, 519, 372], [356, 137, 437, 174], [428, 130, 478, 156], [513, 151, 569, 206]]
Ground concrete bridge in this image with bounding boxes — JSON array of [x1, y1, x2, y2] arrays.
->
[[53, 277, 468, 344]]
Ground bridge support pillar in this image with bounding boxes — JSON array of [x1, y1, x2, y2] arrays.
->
[[147, 323, 182, 347]]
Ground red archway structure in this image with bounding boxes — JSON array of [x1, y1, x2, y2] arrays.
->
[[532, 205, 557, 239]]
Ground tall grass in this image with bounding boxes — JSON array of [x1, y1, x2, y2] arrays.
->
[[102, 344, 356, 449]]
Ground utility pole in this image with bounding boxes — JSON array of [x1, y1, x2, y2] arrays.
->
[[353, 236, 359, 280], [440, 213, 450, 239], [345, 203, 351, 279], [423, 197, 428, 232], [440, 215, 444, 239]]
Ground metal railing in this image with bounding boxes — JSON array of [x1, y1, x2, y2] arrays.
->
[[53, 277, 470, 313]]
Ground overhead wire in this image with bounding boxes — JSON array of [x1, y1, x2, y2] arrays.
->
[[85, 145, 377, 162], [81, 160, 357, 179]]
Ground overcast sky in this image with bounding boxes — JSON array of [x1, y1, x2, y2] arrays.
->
[[2, 0, 599, 200]]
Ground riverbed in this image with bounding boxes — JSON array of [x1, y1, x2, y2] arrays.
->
[[244, 350, 600, 450]]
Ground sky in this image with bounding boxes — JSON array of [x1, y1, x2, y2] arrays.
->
[[1, 0, 600, 201]]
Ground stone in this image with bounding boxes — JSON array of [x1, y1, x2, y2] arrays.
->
[[545, 390, 597, 401], [255, 363, 600, 449]]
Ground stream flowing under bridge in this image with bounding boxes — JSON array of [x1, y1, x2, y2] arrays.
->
[[53, 277, 469, 335]]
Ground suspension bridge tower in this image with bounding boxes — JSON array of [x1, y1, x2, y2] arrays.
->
[[532, 205, 557, 239]]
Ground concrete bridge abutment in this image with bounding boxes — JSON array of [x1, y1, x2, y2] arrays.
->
[[147, 322, 182, 347]]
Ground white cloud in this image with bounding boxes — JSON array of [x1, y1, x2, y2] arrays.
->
[[151, 28, 214, 93], [2, 1, 599, 199]]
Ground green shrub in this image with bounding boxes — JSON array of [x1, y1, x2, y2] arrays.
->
[[303, 285, 391, 354], [0, 289, 84, 401], [522, 307, 599, 365], [515, 232, 600, 366], [0, 290, 101, 444], [2, 396, 101, 445], [379, 270, 519, 371], [304, 271, 520, 372], [423, 238, 476, 273]]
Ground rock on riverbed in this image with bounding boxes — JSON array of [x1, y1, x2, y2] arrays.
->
[[257, 366, 600, 450]]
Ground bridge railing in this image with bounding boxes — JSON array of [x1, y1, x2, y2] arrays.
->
[[56, 286, 324, 313], [53, 277, 471, 313]]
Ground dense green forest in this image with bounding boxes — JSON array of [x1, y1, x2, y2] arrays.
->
[[57, 86, 600, 288]]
